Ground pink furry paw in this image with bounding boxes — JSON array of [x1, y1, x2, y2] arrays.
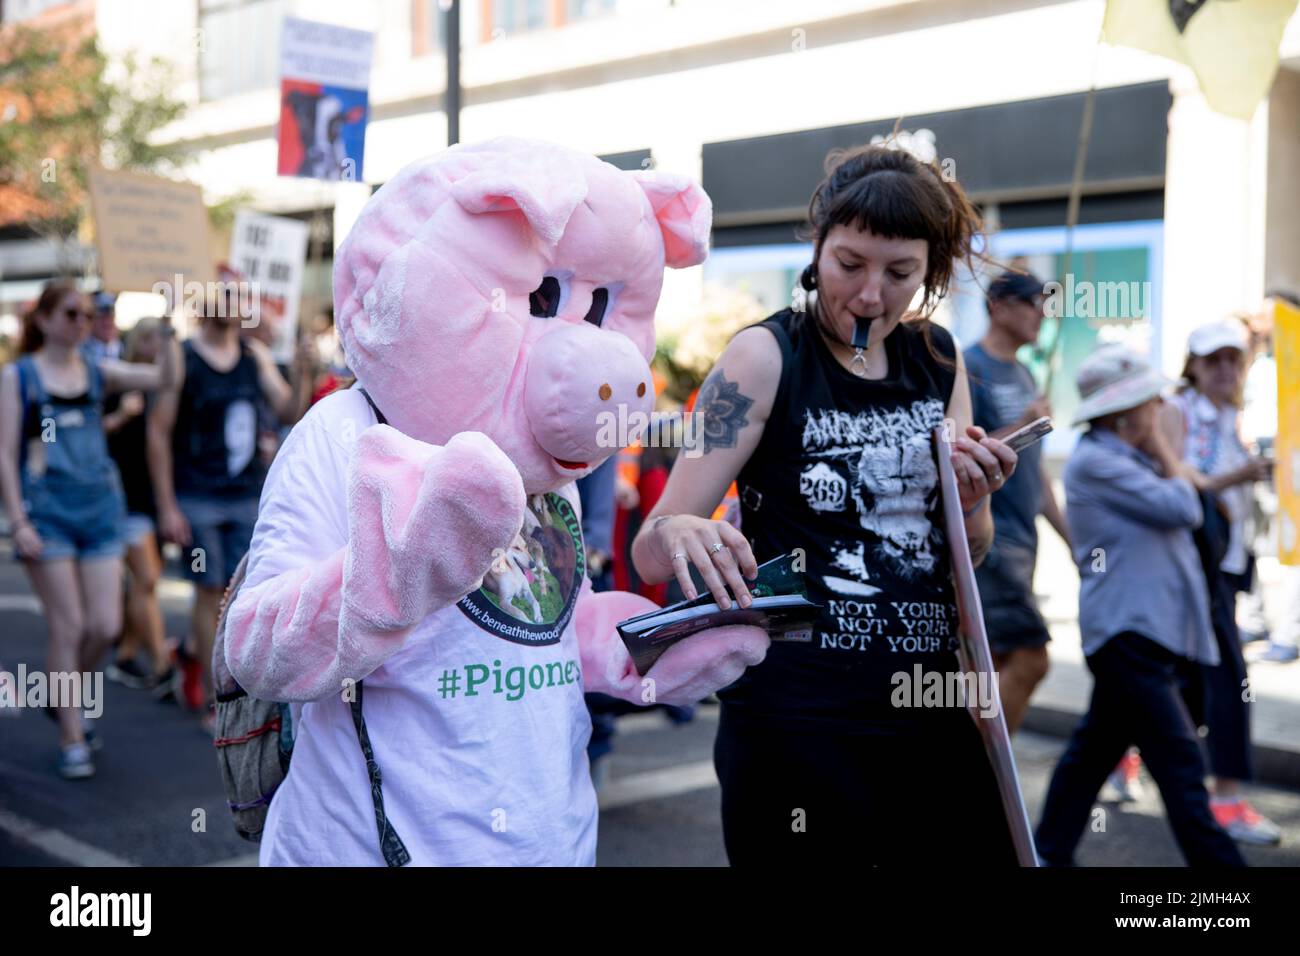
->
[[642, 625, 769, 706], [347, 425, 526, 627]]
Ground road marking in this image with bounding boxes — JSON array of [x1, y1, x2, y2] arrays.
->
[[0, 807, 137, 867], [614, 707, 719, 736], [598, 760, 719, 810], [205, 852, 260, 866], [0, 595, 41, 614]]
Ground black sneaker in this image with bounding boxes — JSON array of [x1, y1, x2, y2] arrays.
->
[[106, 658, 155, 690], [152, 666, 180, 703]]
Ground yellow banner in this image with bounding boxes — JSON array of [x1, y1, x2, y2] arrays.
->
[[1277, 298, 1300, 565]]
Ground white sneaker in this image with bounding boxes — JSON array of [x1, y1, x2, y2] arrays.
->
[[57, 743, 95, 780]]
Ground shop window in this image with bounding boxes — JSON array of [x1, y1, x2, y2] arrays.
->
[[950, 219, 1165, 455]]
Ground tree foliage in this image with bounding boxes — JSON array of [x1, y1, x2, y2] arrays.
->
[[0, 17, 189, 244]]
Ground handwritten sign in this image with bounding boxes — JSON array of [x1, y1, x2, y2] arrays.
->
[[229, 211, 309, 364], [87, 167, 214, 293]]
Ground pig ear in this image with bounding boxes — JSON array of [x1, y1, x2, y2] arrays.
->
[[630, 169, 713, 268], [450, 152, 588, 247]]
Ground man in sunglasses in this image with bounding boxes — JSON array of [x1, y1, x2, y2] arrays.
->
[[964, 270, 1071, 735]]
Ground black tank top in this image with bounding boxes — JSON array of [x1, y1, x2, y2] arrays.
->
[[173, 340, 266, 499], [723, 308, 963, 731]]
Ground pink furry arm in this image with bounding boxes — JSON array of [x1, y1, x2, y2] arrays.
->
[[225, 425, 526, 702], [573, 578, 770, 706]]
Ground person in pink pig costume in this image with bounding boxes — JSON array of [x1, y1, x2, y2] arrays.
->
[[222, 136, 770, 866]]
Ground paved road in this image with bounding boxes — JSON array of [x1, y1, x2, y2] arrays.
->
[[2, 554, 1297, 867]]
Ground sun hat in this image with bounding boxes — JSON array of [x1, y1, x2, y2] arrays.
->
[[1071, 343, 1174, 426]]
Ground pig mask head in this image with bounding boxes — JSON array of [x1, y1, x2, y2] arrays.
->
[[334, 136, 711, 493]]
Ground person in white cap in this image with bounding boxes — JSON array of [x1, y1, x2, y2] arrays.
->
[[1155, 319, 1282, 846], [1034, 344, 1244, 867]]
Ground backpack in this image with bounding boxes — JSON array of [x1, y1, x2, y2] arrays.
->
[[211, 388, 411, 866]]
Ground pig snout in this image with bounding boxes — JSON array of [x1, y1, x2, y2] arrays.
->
[[524, 322, 654, 469]]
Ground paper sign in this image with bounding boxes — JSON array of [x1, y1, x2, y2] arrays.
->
[[87, 167, 214, 293], [229, 211, 310, 365], [277, 17, 373, 182], [1275, 298, 1300, 565]]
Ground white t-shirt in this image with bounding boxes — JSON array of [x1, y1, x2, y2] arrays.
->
[[244, 388, 599, 866]]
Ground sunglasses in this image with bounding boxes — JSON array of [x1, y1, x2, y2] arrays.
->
[[62, 307, 92, 322]]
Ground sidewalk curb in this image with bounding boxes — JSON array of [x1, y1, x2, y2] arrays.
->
[[1023, 703, 1300, 791]]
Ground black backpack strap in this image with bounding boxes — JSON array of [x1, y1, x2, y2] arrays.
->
[[358, 388, 387, 426], [349, 386, 408, 865], [350, 681, 411, 867]]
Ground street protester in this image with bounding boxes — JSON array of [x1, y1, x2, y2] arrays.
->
[[0, 282, 176, 779], [217, 137, 769, 865], [965, 270, 1070, 734], [1158, 319, 1281, 845], [147, 284, 308, 732], [1034, 344, 1245, 867], [632, 143, 1022, 865], [103, 316, 175, 692], [82, 291, 123, 363]]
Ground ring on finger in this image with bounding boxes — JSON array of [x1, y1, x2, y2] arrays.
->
[[671, 552, 687, 561], [709, 542, 724, 554]]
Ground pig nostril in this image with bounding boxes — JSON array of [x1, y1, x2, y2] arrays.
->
[[598, 384, 612, 401], [636, 382, 646, 398]]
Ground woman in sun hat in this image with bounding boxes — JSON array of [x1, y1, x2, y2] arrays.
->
[[1156, 319, 1282, 846], [1034, 343, 1245, 867]]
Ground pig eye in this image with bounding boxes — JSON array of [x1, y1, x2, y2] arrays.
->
[[584, 288, 609, 328], [529, 276, 561, 318]]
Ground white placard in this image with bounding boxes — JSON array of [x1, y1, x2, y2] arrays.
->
[[280, 16, 374, 89], [229, 211, 310, 365]]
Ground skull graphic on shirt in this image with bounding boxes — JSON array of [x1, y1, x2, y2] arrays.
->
[[853, 433, 939, 578]]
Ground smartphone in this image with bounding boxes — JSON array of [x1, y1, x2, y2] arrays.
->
[[1000, 416, 1054, 454]]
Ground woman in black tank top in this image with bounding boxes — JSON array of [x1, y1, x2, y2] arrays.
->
[[632, 144, 1023, 866]]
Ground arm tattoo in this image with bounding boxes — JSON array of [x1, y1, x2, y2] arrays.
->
[[696, 369, 754, 454]]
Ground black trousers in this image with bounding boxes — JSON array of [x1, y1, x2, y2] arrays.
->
[[1034, 632, 1245, 867], [1181, 571, 1253, 782], [714, 705, 1019, 867]]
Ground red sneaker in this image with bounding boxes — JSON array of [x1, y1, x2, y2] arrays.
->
[[1211, 798, 1282, 845], [180, 656, 205, 712], [1102, 750, 1145, 803]]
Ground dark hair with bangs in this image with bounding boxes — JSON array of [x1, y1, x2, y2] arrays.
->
[[796, 141, 985, 361]]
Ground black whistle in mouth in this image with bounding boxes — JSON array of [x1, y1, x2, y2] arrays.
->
[[851, 315, 874, 349]]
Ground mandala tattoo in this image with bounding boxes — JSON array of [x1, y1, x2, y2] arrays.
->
[[696, 369, 754, 453]]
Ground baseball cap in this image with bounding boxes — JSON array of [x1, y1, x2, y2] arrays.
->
[[987, 270, 1046, 304], [92, 291, 117, 313], [1187, 320, 1247, 357]]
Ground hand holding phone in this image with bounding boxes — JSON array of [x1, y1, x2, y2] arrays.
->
[[998, 416, 1054, 454]]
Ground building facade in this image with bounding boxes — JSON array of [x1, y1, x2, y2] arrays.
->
[[4, 0, 1298, 441]]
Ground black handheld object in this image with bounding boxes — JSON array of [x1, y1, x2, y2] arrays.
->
[[851, 315, 874, 349]]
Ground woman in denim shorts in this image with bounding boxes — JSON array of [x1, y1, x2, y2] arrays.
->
[[0, 283, 174, 779]]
